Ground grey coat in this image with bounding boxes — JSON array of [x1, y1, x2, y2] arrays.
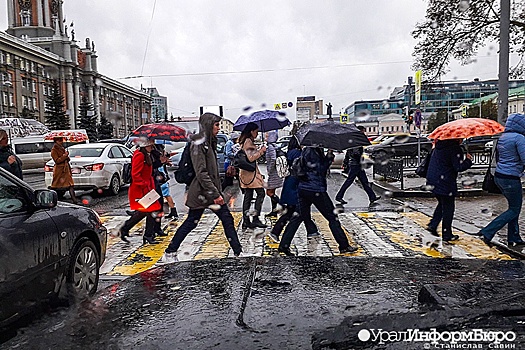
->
[[185, 113, 222, 209]]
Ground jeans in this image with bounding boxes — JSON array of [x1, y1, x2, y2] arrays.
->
[[428, 194, 455, 240], [480, 176, 523, 242], [271, 204, 318, 238], [165, 204, 242, 255], [121, 210, 157, 237], [242, 188, 265, 218], [336, 165, 377, 202], [280, 189, 350, 251]]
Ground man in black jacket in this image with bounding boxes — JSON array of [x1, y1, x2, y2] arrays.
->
[[335, 126, 380, 205], [0, 129, 22, 179]]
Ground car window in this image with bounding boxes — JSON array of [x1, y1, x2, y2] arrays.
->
[[0, 173, 27, 214], [119, 146, 133, 158], [14, 142, 52, 154], [69, 148, 104, 157], [109, 146, 124, 158]]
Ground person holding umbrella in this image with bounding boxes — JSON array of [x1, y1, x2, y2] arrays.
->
[[238, 122, 267, 229], [50, 136, 78, 204], [264, 130, 284, 217]]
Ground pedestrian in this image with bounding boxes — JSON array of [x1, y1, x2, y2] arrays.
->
[[118, 138, 162, 244], [335, 125, 381, 205], [264, 130, 284, 217], [0, 129, 23, 179], [478, 113, 525, 247], [278, 146, 358, 255], [238, 122, 267, 229], [221, 131, 240, 190], [50, 136, 78, 204], [157, 157, 178, 220], [426, 139, 472, 242], [151, 143, 171, 236], [268, 135, 319, 243], [160, 113, 243, 263]]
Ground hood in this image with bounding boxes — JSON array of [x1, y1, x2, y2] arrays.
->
[[504, 113, 525, 135], [192, 113, 222, 148], [435, 139, 461, 150], [267, 130, 278, 143]]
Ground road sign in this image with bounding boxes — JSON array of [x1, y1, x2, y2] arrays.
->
[[340, 114, 348, 124], [414, 109, 422, 128], [415, 70, 422, 105], [274, 103, 281, 110]]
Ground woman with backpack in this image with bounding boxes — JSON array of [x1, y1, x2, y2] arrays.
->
[[264, 130, 284, 217], [238, 122, 267, 229]]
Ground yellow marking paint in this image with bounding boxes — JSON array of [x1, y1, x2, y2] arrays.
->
[[193, 212, 242, 260], [100, 215, 146, 249], [312, 212, 364, 256]]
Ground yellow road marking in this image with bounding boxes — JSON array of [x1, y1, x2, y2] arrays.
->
[[312, 212, 364, 256], [194, 212, 242, 260]]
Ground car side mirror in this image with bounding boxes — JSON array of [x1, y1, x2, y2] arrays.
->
[[34, 189, 58, 209]]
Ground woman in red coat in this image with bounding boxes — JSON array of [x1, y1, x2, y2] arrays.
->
[[118, 139, 162, 244]]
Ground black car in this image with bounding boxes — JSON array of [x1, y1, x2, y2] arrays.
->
[[461, 135, 500, 153], [0, 167, 107, 330], [365, 135, 433, 160]]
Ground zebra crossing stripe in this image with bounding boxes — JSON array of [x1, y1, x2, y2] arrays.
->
[[311, 212, 364, 256], [194, 212, 243, 260]]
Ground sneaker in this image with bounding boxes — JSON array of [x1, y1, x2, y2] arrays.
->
[[339, 246, 358, 254], [307, 231, 321, 238], [158, 252, 178, 264], [443, 234, 459, 242], [369, 195, 381, 204], [267, 232, 280, 243], [251, 218, 268, 229], [335, 198, 348, 205], [265, 211, 278, 218], [509, 241, 525, 247], [234, 252, 258, 258], [481, 236, 493, 247], [277, 247, 295, 256]]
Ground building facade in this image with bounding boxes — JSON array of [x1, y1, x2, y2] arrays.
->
[[146, 87, 168, 122], [1, 0, 151, 137]]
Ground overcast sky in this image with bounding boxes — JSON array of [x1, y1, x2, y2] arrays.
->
[[1, 0, 508, 121]]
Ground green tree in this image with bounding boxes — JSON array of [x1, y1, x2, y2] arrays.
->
[[44, 80, 69, 130], [466, 100, 498, 121], [426, 109, 448, 133], [412, 0, 525, 80], [97, 114, 114, 140], [78, 96, 98, 141]]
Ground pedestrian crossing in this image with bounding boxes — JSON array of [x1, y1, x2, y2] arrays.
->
[[99, 209, 515, 277]]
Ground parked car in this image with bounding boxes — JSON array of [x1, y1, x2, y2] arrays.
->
[[369, 133, 410, 145], [365, 135, 433, 160], [44, 143, 132, 196], [0, 167, 107, 330], [461, 135, 500, 153]]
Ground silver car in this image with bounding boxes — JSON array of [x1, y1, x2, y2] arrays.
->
[[44, 143, 132, 196]]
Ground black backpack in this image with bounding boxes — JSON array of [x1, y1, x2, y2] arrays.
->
[[174, 142, 195, 185], [122, 162, 132, 184]]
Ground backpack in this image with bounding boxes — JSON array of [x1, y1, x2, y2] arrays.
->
[[414, 149, 433, 178], [122, 162, 132, 184], [174, 142, 195, 185], [290, 155, 307, 179], [275, 148, 290, 178]]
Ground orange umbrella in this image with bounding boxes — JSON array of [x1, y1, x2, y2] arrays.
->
[[428, 118, 504, 140], [44, 130, 89, 142]]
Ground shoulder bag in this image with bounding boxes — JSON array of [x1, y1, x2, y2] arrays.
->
[[482, 141, 501, 194]]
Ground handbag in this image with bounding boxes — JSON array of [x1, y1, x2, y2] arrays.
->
[[415, 149, 433, 178], [226, 164, 237, 177], [482, 140, 501, 194], [233, 149, 256, 172]]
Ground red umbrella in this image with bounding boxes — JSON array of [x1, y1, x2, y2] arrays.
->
[[131, 123, 187, 142], [44, 130, 89, 142], [428, 118, 504, 140]]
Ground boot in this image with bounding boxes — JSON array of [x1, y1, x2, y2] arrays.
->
[[165, 207, 179, 219], [251, 217, 267, 229], [265, 195, 280, 217], [69, 187, 79, 204], [242, 216, 252, 230]]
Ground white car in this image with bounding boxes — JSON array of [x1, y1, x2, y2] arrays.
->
[[44, 143, 133, 196]]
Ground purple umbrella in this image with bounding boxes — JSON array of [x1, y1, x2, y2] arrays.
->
[[233, 110, 291, 132]]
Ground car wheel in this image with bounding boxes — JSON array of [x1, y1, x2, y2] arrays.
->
[[107, 174, 121, 196], [66, 238, 100, 300]]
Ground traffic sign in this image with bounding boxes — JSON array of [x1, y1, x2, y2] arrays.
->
[[414, 109, 422, 128]]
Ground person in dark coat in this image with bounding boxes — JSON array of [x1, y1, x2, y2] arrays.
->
[[118, 138, 162, 244], [426, 139, 472, 242], [267, 136, 319, 244], [278, 146, 358, 255], [160, 113, 243, 263], [0, 129, 23, 179]]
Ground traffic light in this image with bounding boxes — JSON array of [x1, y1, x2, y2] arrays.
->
[[408, 114, 414, 125]]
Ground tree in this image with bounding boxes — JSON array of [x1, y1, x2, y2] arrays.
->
[[44, 80, 69, 130], [97, 114, 114, 140], [466, 100, 498, 121], [426, 109, 448, 132], [78, 96, 98, 141], [412, 0, 525, 80]]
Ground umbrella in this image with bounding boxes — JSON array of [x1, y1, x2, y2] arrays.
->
[[296, 121, 371, 151], [131, 122, 187, 142], [233, 110, 291, 132], [428, 118, 504, 140], [44, 130, 89, 142]]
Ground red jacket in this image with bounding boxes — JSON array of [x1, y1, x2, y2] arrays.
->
[[128, 149, 161, 212]]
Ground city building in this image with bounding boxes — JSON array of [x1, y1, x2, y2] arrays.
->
[[296, 96, 324, 122], [1, 0, 151, 137], [146, 87, 168, 122], [452, 85, 525, 119]]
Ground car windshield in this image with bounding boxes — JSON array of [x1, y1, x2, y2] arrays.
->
[[69, 148, 104, 158]]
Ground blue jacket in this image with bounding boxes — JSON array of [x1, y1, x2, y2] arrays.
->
[[298, 147, 333, 193], [426, 139, 472, 196], [279, 148, 301, 206], [495, 113, 525, 177]]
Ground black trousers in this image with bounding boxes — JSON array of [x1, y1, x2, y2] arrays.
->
[[121, 210, 157, 237], [429, 194, 456, 240], [279, 189, 350, 251], [271, 204, 318, 238], [165, 204, 242, 255], [242, 188, 265, 218], [336, 164, 377, 202]]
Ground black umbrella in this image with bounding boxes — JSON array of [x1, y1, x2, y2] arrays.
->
[[296, 121, 371, 151]]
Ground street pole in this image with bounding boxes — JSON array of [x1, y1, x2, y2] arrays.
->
[[497, 0, 510, 125]]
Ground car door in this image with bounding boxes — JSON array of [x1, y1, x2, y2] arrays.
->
[[0, 170, 60, 325], [107, 145, 125, 177]]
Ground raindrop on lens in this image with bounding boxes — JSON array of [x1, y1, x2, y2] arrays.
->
[[243, 106, 252, 111], [458, 0, 470, 12], [420, 184, 434, 191], [208, 204, 221, 211], [384, 191, 393, 198], [194, 137, 205, 145], [333, 207, 344, 215], [461, 179, 477, 187], [431, 20, 438, 29]]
